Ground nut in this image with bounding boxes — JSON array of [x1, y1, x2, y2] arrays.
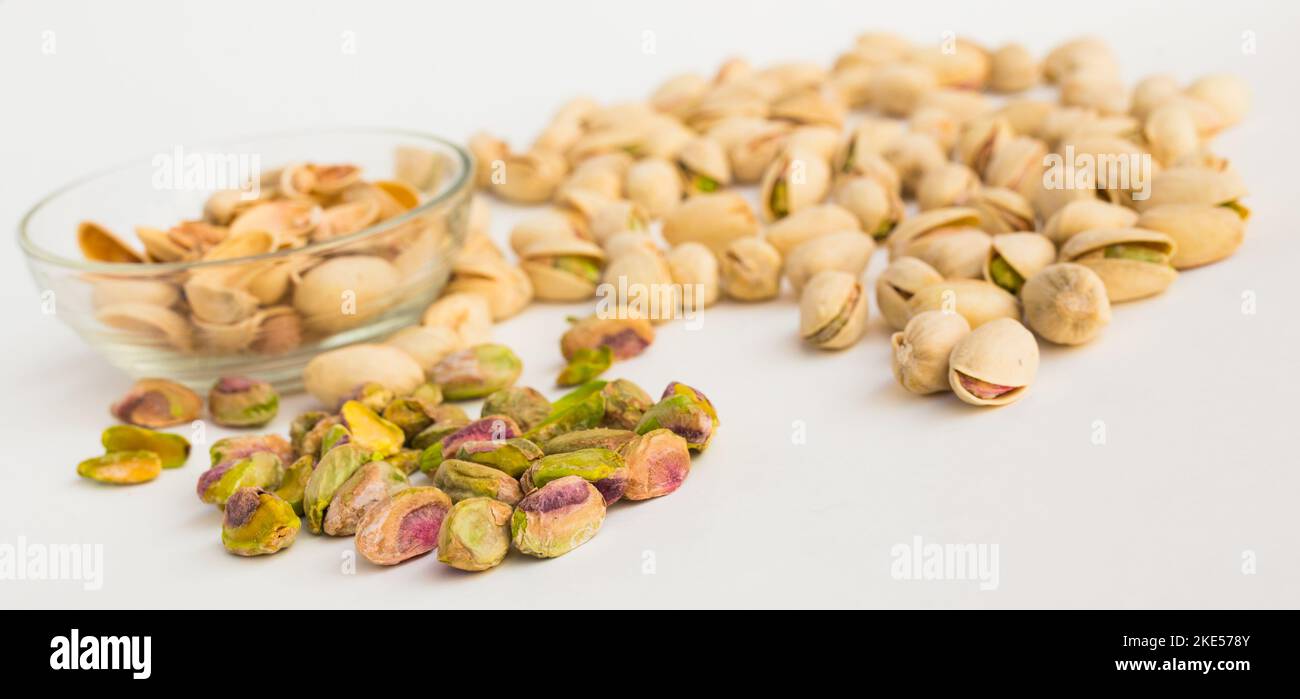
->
[[891, 310, 972, 394], [1135, 204, 1245, 269], [302, 443, 371, 533], [510, 476, 606, 559], [561, 316, 655, 362], [635, 382, 718, 451], [437, 497, 513, 572], [110, 379, 202, 429], [431, 344, 523, 401], [355, 486, 453, 565], [521, 448, 629, 505], [520, 237, 606, 302], [599, 379, 653, 430], [916, 163, 980, 212], [208, 376, 279, 428], [453, 437, 544, 478], [720, 237, 783, 301], [340, 400, 405, 458], [1042, 199, 1139, 247], [322, 460, 410, 536], [1057, 227, 1178, 302], [302, 344, 425, 409], [419, 416, 522, 475], [78, 451, 162, 485], [273, 454, 314, 516], [983, 233, 1056, 295], [948, 318, 1039, 406], [410, 405, 471, 450], [1021, 263, 1112, 345], [447, 256, 534, 321], [677, 137, 732, 194], [210, 434, 293, 469], [989, 43, 1039, 93], [221, 488, 300, 556], [785, 231, 875, 293], [1134, 168, 1249, 215], [830, 176, 903, 239], [661, 192, 759, 255], [626, 157, 683, 218], [665, 243, 721, 308], [876, 256, 944, 331], [524, 381, 607, 444], [620, 428, 692, 500], [481, 387, 552, 433], [558, 346, 612, 387], [906, 279, 1020, 329], [433, 459, 525, 505], [765, 204, 861, 257], [759, 147, 831, 221], [799, 269, 869, 350], [381, 398, 434, 440], [197, 451, 284, 507], [542, 428, 638, 455], [100, 425, 190, 469], [293, 255, 399, 334]]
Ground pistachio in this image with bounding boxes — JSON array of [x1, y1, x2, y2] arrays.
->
[[908, 107, 959, 153], [1058, 227, 1178, 302], [454, 438, 543, 478], [983, 136, 1048, 199], [432, 344, 523, 401], [635, 382, 718, 451], [903, 228, 993, 280], [478, 387, 549, 434], [437, 497, 513, 572], [1135, 204, 1244, 269], [556, 152, 631, 202], [420, 416, 523, 475], [1144, 101, 1201, 166], [650, 73, 709, 118], [289, 413, 328, 457], [524, 381, 607, 444], [292, 255, 399, 334], [509, 210, 583, 256], [490, 149, 567, 203], [385, 325, 462, 376], [599, 378, 654, 430], [320, 424, 351, 454], [521, 448, 629, 505], [626, 157, 683, 218], [561, 315, 655, 362], [760, 147, 831, 221], [90, 278, 179, 310], [96, 302, 193, 352], [197, 451, 284, 507], [887, 207, 982, 257], [342, 382, 397, 414], [1043, 37, 1118, 84], [831, 176, 903, 239], [786, 125, 844, 162], [207, 376, 278, 428], [558, 346, 612, 387], [661, 192, 759, 255], [322, 460, 410, 536], [799, 269, 869, 350], [764, 204, 862, 256], [302, 443, 371, 533], [355, 486, 453, 565], [1020, 263, 1112, 345], [77, 451, 162, 485], [110, 378, 202, 429], [274, 454, 314, 515], [1185, 74, 1250, 128], [520, 237, 606, 302], [221, 488, 300, 556], [1042, 199, 1138, 247], [708, 117, 791, 183], [410, 405, 471, 450], [600, 250, 679, 321], [989, 43, 1039, 93], [510, 476, 606, 559], [870, 63, 938, 116], [916, 163, 981, 211], [339, 400, 405, 458], [1061, 68, 1128, 115], [302, 344, 425, 409], [948, 318, 1039, 407], [955, 115, 1013, 174], [602, 230, 662, 260], [912, 39, 990, 89], [1133, 167, 1249, 216], [543, 428, 638, 455], [101, 425, 190, 469], [210, 434, 294, 469], [876, 256, 944, 330], [420, 292, 493, 347], [447, 256, 534, 321], [381, 399, 433, 440], [882, 132, 946, 195], [620, 428, 692, 500], [666, 242, 721, 307], [983, 233, 1056, 295], [906, 279, 1020, 329], [677, 137, 732, 195], [720, 237, 783, 301], [77, 221, 144, 263], [891, 311, 971, 394], [835, 118, 906, 176]]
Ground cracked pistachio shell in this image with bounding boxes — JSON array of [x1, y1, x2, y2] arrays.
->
[[521, 448, 628, 505], [438, 497, 513, 572], [989, 43, 1040, 93], [917, 163, 981, 211], [908, 107, 959, 153], [720, 237, 783, 301], [888, 206, 982, 257], [557, 152, 632, 203], [828, 64, 874, 108], [706, 118, 790, 184], [490, 149, 567, 203], [221, 488, 300, 556], [421, 292, 493, 347], [78, 451, 162, 485], [77, 221, 143, 263], [626, 158, 683, 219], [1021, 263, 1111, 345], [983, 136, 1049, 199], [831, 176, 903, 240], [322, 460, 410, 536], [1130, 74, 1180, 121], [771, 86, 848, 128], [871, 63, 938, 116], [1136, 204, 1244, 269], [620, 428, 691, 500], [525, 381, 607, 444], [454, 438, 543, 478], [198, 451, 285, 507], [666, 242, 721, 307], [760, 147, 831, 221], [432, 344, 523, 400], [386, 325, 462, 376], [997, 99, 1054, 139], [1185, 74, 1250, 128], [90, 278, 179, 311], [785, 231, 875, 293], [302, 443, 371, 533], [1144, 102, 1202, 166], [787, 125, 844, 163], [1061, 68, 1129, 115], [661, 192, 759, 255], [906, 279, 1020, 329], [677, 137, 731, 195], [635, 382, 717, 451], [340, 400, 404, 458], [600, 379, 653, 430], [912, 39, 990, 89], [421, 416, 523, 474], [101, 425, 189, 469], [765, 204, 861, 257], [111, 378, 202, 429], [447, 256, 533, 321], [599, 251, 678, 323], [508, 210, 583, 257], [983, 233, 1057, 295], [876, 256, 943, 330], [903, 228, 993, 280], [835, 118, 906, 176], [356, 486, 453, 565], [882, 132, 946, 195], [602, 230, 662, 261], [799, 269, 868, 350], [520, 237, 606, 302], [948, 318, 1039, 406], [1134, 167, 1249, 215], [1058, 227, 1178, 302], [1042, 199, 1138, 247], [891, 311, 971, 394], [543, 428, 637, 455], [303, 344, 424, 409], [208, 376, 278, 428], [292, 255, 399, 334], [510, 476, 606, 559], [274, 454, 314, 515], [482, 387, 551, 433], [970, 187, 1035, 234], [561, 315, 654, 361], [650, 73, 709, 118], [955, 115, 1013, 174]]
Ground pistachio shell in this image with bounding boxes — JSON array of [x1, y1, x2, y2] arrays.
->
[[970, 187, 1035, 234], [78, 221, 143, 263], [891, 310, 971, 394], [1134, 167, 1248, 214], [948, 318, 1039, 406], [785, 231, 875, 293], [887, 206, 982, 257], [876, 256, 943, 330], [90, 278, 180, 310], [997, 99, 1054, 139], [490, 149, 567, 203], [770, 85, 847, 128], [1042, 199, 1139, 246], [229, 200, 320, 242], [661, 192, 759, 255], [447, 256, 533, 320], [665, 242, 721, 307], [677, 137, 731, 194], [908, 107, 959, 153], [1061, 68, 1129, 115], [871, 63, 938, 116], [831, 176, 903, 239], [1057, 227, 1178, 302], [1135, 204, 1245, 269], [556, 153, 632, 203], [720, 237, 782, 301], [882, 132, 946, 194], [184, 273, 260, 325], [916, 163, 980, 211], [578, 196, 651, 245], [626, 158, 683, 219], [836, 118, 906, 174], [759, 147, 831, 221], [1144, 102, 1202, 166], [385, 325, 462, 375], [97, 302, 194, 351], [709, 118, 791, 183], [764, 204, 861, 256], [420, 292, 493, 347], [786, 125, 843, 162], [989, 43, 1040, 93], [520, 237, 606, 302], [902, 228, 992, 280], [954, 115, 1012, 174], [302, 343, 425, 408], [650, 73, 709, 118], [1043, 37, 1118, 84], [293, 255, 400, 334], [1021, 263, 1111, 345], [984, 136, 1048, 198], [983, 233, 1056, 294], [799, 270, 868, 350], [906, 279, 1020, 329], [602, 230, 662, 260], [911, 40, 990, 89], [1185, 74, 1250, 128]]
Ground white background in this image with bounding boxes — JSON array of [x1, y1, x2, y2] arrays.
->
[[2, 0, 1299, 609]]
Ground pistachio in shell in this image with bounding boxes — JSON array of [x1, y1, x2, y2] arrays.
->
[[490, 149, 567, 204], [355, 486, 453, 565], [433, 459, 525, 505], [626, 157, 684, 219], [420, 292, 493, 348], [110, 378, 202, 429], [620, 428, 692, 500], [1057, 227, 1178, 302], [764, 204, 861, 257], [274, 454, 315, 516], [1021, 263, 1112, 345], [983, 233, 1057, 295], [1133, 167, 1249, 216], [481, 387, 551, 433], [77, 221, 143, 263], [339, 400, 405, 459], [891, 311, 971, 395], [542, 428, 638, 455], [665, 242, 721, 308], [876, 256, 944, 331], [437, 497, 513, 572], [916, 163, 981, 212], [447, 256, 534, 321], [799, 269, 869, 350], [989, 43, 1040, 93], [385, 325, 462, 377], [207, 376, 279, 428], [510, 476, 606, 559], [720, 237, 783, 301], [948, 318, 1039, 407], [970, 187, 1035, 235], [759, 147, 831, 221], [77, 451, 162, 485], [886, 206, 983, 258], [677, 136, 732, 195], [520, 237, 606, 302], [906, 279, 1020, 329], [661, 192, 759, 256], [432, 344, 523, 401], [221, 488, 300, 556], [197, 451, 285, 507], [454, 438, 543, 478], [831, 176, 903, 240], [292, 255, 400, 334], [302, 344, 425, 410], [520, 448, 629, 505], [599, 379, 653, 430], [785, 230, 875, 293], [1042, 199, 1138, 247], [635, 382, 718, 452], [100, 425, 190, 469], [322, 460, 410, 536], [1135, 204, 1245, 269]]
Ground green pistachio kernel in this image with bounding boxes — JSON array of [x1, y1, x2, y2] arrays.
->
[[78, 450, 162, 485], [221, 487, 300, 556], [339, 400, 404, 458], [557, 346, 612, 387], [1103, 243, 1168, 264], [197, 451, 284, 506], [274, 454, 314, 516], [302, 444, 371, 534], [988, 255, 1026, 294], [432, 344, 524, 401], [101, 425, 190, 469]]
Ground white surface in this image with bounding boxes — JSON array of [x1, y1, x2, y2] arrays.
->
[[2, 0, 1299, 609]]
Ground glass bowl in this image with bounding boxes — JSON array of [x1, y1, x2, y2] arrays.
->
[[19, 128, 472, 391]]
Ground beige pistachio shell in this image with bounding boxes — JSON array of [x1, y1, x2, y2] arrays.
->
[[1057, 227, 1178, 302], [447, 256, 534, 320], [490, 150, 567, 203], [906, 279, 1020, 329], [1061, 68, 1129, 115], [948, 318, 1039, 406], [184, 273, 261, 325], [830, 176, 903, 239], [1185, 74, 1250, 128], [78, 221, 144, 263], [602, 230, 662, 260], [708, 118, 791, 183], [229, 200, 320, 243], [519, 237, 606, 302], [625, 158, 683, 219], [983, 136, 1048, 199], [676, 137, 732, 194], [385, 325, 462, 375], [954, 115, 1012, 175], [828, 65, 874, 108], [650, 73, 709, 118], [192, 313, 262, 353], [759, 147, 831, 221], [666, 242, 720, 308], [1144, 102, 1202, 166], [1042, 199, 1139, 246], [870, 63, 938, 116], [997, 99, 1054, 140], [984, 233, 1056, 290], [90, 278, 180, 310], [770, 85, 848, 128], [601, 250, 677, 323], [293, 255, 400, 334], [421, 292, 493, 347], [876, 256, 943, 330], [902, 228, 992, 280], [882, 132, 946, 194], [835, 117, 906, 174], [302, 343, 425, 408], [764, 204, 861, 257], [1129, 74, 1181, 122], [915, 89, 992, 125], [970, 187, 1035, 234], [468, 133, 508, 189], [988, 43, 1040, 93], [556, 153, 631, 203], [580, 197, 650, 245], [1043, 37, 1119, 84], [799, 270, 868, 350], [1031, 181, 1099, 223], [661, 192, 759, 255], [887, 206, 981, 257], [1135, 204, 1245, 269], [916, 163, 980, 211], [509, 210, 583, 256], [784, 231, 875, 293], [96, 302, 194, 351], [911, 40, 990, 89], [720, 237, 783, 301], [785, 125, 843, 162], [1134, 167, 1248, 213], [908, 107, 959, 153], [891, 310, 971, 394], [1020, 263, 1111, 345]]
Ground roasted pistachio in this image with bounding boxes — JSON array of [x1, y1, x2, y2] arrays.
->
[[764, 204, 860, 257], [447, 256, 534, 321], [599, 379, 653, 430], [948, 318, 1039, 406], [1058, 227, 1178, 302], [983, 233, 1056, 295], [320, 424, 351, 454], [323, 460, 410, 536], [1042, 199, 1138, 247], [760, 147, 831, 221], [720, 237, 783, 301], [521, 448, 629, 505], [983, 136, 1048, 199], [210, 434, 293, 469], [434, 459, 524, 505], [490, 149, 567, 203], [355, 486, 453, 565], [916, 163, 980, 211], [454, 438, 543, 478], [338, 400, 404, 458], [543, 428, 638, 455], [432, 344, 523, 400], [221, 488, 300, 556], [78, 451, 162, 485], [785, 231, 874, 295], [420, 416, 523, 475], [481, 387, 551, 433], [511, 476, 606, 559], [289, 411, 329, 457], [437, 497, 513, 572], [101, 425, 190, 469], [970, 187, 1035, 234], [871, 63, 938, 116], [661, 192, 759, 255], [379, 398, 432, 440], [831, 175, 903, 239], [110, 378, 202, 429], [197, 451, 284, 507], [989, 43, 1040, 93], [410, 405, 471, 450], [887, 206, 982, 257], [206, 376, 278, 428], [524, 381, 607, 444], [561, 316, 655, 362], [558, 346, 612, 387], [274, 454, 314, 515], [626, 157, 684, 218], [876, 256, 944, 330], [665, 242, 721, 307], [1134, 167, 1249, 216], [635, 382, 718, 452], [677, 137, 732, 195], [882, 132, 946, 195], [421, 292, 494, 348], [1135, 204, 1245, 269], [1021, 263, 1111, 345], [303, 344, 425, 409], [302, 444, 371, 533], [799, 269, 869, 350], [620, 428, 692, 500], [906, 279, 1020, 329], [891, 311, 971, 394], [520, 237, 606, 302]]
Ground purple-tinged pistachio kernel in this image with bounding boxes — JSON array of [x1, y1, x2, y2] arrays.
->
[[481, 387, 551, 432], [208, 376, 279, 428], [560, 316, 654, 361], [432, 344, 523, 401], [511, 476, 606, 559], [355, 486, 453, 565], [620, 428, 691, 500], [521, 448, 629, 505], [634, 382, 719, 451], [419, 415, 522, 475], [599, 379, 653, 430], [197, 451, 285, 506], [322, 461, 410, 536], [454, 438, 543, 478], [110, 378, 202, 429]]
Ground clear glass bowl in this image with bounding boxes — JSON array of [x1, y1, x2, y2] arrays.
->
[[19, 128, 472, 391]]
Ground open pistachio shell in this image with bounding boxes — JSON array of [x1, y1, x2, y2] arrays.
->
[[799, 270, 868, 350], [490, 149, 567, 204], [831, 176, 903, 239], [836, 118, 906, 175], [1185, 74, 1251, 128], [759, 147, 831, 221], [97, 302, 194, 351], [78, 221, 144, 263], [882, 132, 945, 195], [447, 256, 533, 321], [1135, 204, 1245, 269], [1021, 263, 1111, 345], [948, 318, 1039, 406], [876, 256, 943, 331], [661, 192, 759, 255], [983, 233, 1056, 295], [1042, 199, 1138, 246], [887, 206, 981, 258], [764, 203, 861, 257], [916, 163, 980, 211], [785, 231, 875, 293], [891, 310, 971, 395], [720, 237, 783, 301], [677, 137, 732, 195], [908, 107, 959, 153], [983, 136, 1048, 199], [666, 242, 721, 307], [1058, 227, 1178, 302], [956, 116, 1012, 175], [508, 210, 579, 256], [970, 187, 1034, 234], [626, 158, 683, 219], [520, 237, 606, 302], [902, 228, 992, 280], [1134, 167, 1249, 215], [229, 201, 319, 243], [906, 279, 1020, 329]]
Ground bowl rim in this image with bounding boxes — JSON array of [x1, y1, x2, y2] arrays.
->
[[17, 126, 473, 275]]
